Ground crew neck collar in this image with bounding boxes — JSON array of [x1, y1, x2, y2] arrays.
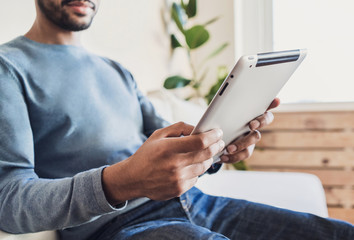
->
[[18, 35, 85, 50]]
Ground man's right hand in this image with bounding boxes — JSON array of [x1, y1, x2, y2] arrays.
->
[[102, 122, 224, 205]]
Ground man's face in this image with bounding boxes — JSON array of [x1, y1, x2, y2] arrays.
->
[[37, 0, 100, 31]]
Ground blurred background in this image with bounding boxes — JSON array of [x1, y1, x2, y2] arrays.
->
[[1, 0, 353, 224]]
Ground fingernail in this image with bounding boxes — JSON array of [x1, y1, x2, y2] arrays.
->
[[220, 155, 229, 162], [268, 112, 274, 122], [219, 140, 225, 150], [227, 145, 237, 154], [250, 120, 260, 130], [254, 130, 261, 140], [216, 128, 223, 138]]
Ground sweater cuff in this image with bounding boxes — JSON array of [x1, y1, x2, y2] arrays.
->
[[91, 166, 128, 212]]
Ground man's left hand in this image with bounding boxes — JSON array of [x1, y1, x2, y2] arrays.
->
[[219, 98, 280, 164]]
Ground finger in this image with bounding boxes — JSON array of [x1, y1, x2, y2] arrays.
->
[[225, 130, 260, 155], [267, 98, 280, 111], [176, 177, 199, 197], [220, 144, 255, 163], [151, 177, 198, 200], [183, 158, 214, 178], [153, 122, 194, 138], [182, 140, 225, 165], [249, 112, 274, 131], [168, 128, 223, 153]]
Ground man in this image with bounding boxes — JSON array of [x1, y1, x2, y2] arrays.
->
[[0, 0, 352, 239]]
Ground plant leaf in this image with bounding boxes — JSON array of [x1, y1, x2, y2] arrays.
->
[[204, 42, 229, 62], [203, 16, 220, 26], [164, 75, 191, 89], [232, 161, 249, 170], [186, 0, 197, 18], [181, 0, 187, 11], [184, 25, 210, 49], [171, 34, 182, 49], [171, 3, 185, 33]]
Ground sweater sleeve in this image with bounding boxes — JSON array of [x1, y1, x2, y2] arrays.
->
[[0, 61, 125, 234], [136, 87, 171, 137], [107, 60, 171, 136]]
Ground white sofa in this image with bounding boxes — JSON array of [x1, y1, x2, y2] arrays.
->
[[0, 170, 328, 240], [197, 170, 328, 217], [0, 90, 329, 239]]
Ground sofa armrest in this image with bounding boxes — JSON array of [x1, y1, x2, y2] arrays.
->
[[0, 231, 57, 240], [196, 170, 328, 218]]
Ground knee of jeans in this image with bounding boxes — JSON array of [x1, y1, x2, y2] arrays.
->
[[115, 221, 229, 240]]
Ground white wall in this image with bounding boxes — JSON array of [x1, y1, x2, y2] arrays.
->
[[0, 0, 235, 94], [82, 0, 172, 93], [0, 1, 36, 43], [192, 0, 236, 94]]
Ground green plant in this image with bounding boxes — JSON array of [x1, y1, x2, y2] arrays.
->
[[163, 0, 248, 171], [163, 0, 229, 100], [232, 160, 249, 171]]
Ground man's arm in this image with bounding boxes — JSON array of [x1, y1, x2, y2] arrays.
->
[[0, 62, 124, 233], [102, 122, 224, 205], [107, 60, 171, 136]]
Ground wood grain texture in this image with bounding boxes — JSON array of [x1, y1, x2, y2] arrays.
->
[[249, 150, 354, 168], [246, 109, 354, 224], [258, 131, 354, 148], [328, 208, 354, 224], [265, 112, 354, 130], [324, 187, 354, 207]]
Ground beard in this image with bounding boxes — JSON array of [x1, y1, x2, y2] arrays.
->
[[37, 0, 96, 32]]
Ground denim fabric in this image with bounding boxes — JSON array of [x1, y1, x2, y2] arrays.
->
[[92, 187, 354, 240]]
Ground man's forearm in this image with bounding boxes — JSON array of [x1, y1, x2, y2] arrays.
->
[[0, 168, 119, 233]]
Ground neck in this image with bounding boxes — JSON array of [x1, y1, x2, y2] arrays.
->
[[25, 15, 82, 46]]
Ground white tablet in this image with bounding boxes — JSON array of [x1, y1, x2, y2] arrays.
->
[[192, 49, 307, 163]]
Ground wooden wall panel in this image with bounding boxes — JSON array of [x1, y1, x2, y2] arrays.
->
[[264, 112, 354, 130], [250, 150, 353, 168], [325, 187, 354, 207], [328, 208, 354, 224], [244, 106, 354, 224], [258, 131, 354, 148]]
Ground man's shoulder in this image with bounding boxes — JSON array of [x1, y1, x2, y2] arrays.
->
[[0, 37, 29, 68], [99, 56, 134, 78], [0, 36, 25, 54], [99, 56, 125, 71]]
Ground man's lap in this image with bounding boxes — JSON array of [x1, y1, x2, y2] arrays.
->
[[111, 221, 228, 240], [92, 187, 354, 240]]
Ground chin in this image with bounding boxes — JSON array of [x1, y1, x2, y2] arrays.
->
[[61, 14, 95, 31]]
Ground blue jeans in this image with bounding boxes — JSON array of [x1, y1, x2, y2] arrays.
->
[[92, 187, 354, 240]]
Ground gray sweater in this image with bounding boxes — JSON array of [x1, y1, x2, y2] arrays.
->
[[0, 36, 169, 239]]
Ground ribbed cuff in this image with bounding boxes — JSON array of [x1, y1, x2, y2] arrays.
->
[[91, 166, 128, 212]]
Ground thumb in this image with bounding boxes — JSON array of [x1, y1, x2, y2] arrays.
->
[[267, 98, 280, 111]]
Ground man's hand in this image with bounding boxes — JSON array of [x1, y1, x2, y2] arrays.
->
[[219, 98, 280, 163], [102, 122, 225, 205]]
